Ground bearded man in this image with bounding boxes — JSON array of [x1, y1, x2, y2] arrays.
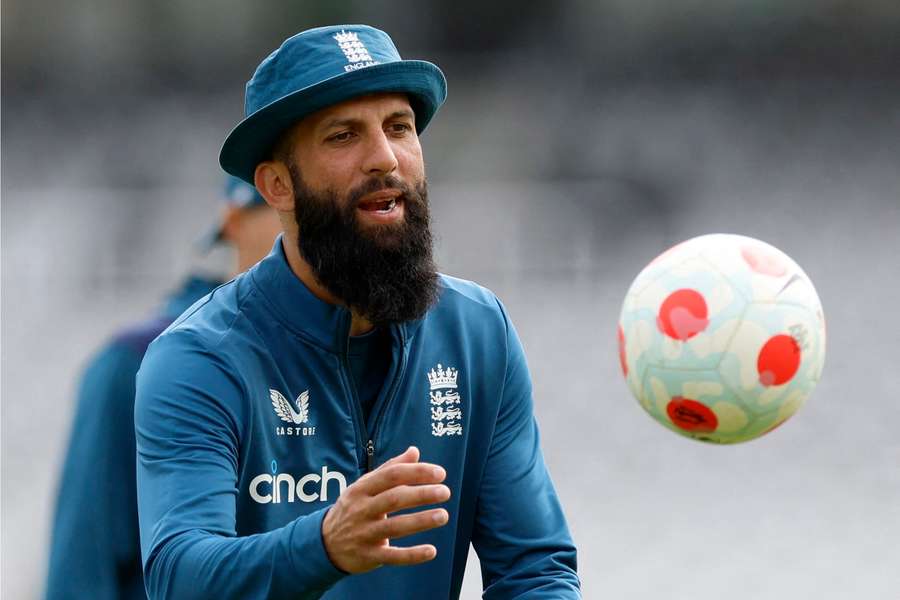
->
[[135, 24, 580, 600]]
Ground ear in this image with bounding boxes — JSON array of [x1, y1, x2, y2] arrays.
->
[[254, 160, 295, 211]]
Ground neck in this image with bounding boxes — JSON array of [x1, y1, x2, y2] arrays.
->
[[231, 246, 259, 279], [280, 235, 375, 336]]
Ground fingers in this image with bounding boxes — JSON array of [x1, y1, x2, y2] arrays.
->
[[373, 544, 439, 567], [365, 508, 449, 541], [320, 445, 451, 574], [380, 445, 419, 468], [367, 483, 451, 517], [355, 462, 446, 497]]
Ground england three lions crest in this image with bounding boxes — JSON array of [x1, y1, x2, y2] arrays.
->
[[332, 30, 379, 72], [428, 364, 463, 437]]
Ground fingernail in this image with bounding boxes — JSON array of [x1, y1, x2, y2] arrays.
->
[[433, 486, 450, 502], [432, 466, 444, 479], [433, 510, 447, 524]]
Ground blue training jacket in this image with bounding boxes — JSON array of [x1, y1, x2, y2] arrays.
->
[[135, 238, 580, 599], [46, 276, 222, 600]]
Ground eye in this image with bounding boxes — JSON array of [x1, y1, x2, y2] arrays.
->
[[327, 131, 355, 143], [387, 122, 412, 136]]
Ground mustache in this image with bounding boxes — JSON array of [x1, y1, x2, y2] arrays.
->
[[346, 175, 421, 210]]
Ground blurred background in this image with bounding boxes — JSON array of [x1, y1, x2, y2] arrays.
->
[[3, 1, 899, 598]]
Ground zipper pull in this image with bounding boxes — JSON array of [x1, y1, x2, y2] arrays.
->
[[366, 440, 375, 472]]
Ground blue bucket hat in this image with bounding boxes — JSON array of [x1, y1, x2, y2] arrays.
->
[[219, 24, 447, 185]]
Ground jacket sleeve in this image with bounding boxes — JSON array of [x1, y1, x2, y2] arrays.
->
[[134, 332, 347, 600], [46, 344, 145, 600], [471, 301, 581, 599]]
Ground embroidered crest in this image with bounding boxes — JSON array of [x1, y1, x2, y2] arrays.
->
[[428, 364, 463, 437], [332, 30, 379, 72]]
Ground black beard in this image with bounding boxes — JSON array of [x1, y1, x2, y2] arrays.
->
[[290, 166, 439, 326]]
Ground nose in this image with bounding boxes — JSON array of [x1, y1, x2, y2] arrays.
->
[[361, 130, 399, 176]]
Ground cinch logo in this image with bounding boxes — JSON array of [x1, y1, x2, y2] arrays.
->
[[249, 461, 347, 504]]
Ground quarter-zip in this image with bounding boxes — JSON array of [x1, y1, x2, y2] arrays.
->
[[366, 439, 375, 472], [340, 321, 411, 474], [336, 312, 370, 473], [339, 351, 370, 471], [364, 324, 410, 472]]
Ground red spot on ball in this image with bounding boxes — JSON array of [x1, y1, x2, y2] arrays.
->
[[657, 289, 710, 340], [667, 397, 718, 433], [757, 334, 801, 386], [741, 244, 788, 277], [617, 324, 628, 377]]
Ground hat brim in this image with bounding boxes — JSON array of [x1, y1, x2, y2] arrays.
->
[[219, 60, 446, 185]]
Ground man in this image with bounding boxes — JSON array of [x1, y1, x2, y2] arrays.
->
[[136, 25, 580, 599], [46, 177, 280, 599]]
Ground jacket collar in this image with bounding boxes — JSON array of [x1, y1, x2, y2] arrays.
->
[[249, 236, 423, 353]]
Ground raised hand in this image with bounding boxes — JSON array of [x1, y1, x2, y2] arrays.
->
[[321, 446, 451, 574]]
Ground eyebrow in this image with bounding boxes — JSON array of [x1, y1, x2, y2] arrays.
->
[[385, 109, 415, 122], [320, 110, 415, 132]]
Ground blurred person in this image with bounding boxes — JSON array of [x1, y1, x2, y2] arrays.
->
[[136, 25, 580, 599], [45, 176, 281, 600]]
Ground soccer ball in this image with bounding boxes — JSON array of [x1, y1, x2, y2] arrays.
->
[[618, 233, 826, 444]]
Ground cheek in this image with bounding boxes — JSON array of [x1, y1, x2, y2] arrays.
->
[[398, 141, 425, 178], [306, 158, 353, 191]]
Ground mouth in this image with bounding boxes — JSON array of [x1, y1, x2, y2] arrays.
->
[[360, 197, 398, 213], [357, 189, 404, 219]]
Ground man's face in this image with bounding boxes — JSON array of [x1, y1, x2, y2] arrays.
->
[[287, 92, 426, 228], [283, 93, 439, 325]]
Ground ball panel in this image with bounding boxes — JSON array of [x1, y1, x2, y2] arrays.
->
[[776, 389, 809, 423], [620, 318, 658, 379], [740, 241, 789, 277], [698, 234, 819, 306], [631, 239, 704, 295], [624, 257, 748, 370], [641, 367, 750, 443], [709, 400, 749, 434], [717, 301, 823, 417]]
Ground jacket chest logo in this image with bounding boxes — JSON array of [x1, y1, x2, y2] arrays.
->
[[428, 364, 463, 437], [270, 388, 317, 437]]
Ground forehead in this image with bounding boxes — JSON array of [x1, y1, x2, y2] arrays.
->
[[306, 92, 413, 128]]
